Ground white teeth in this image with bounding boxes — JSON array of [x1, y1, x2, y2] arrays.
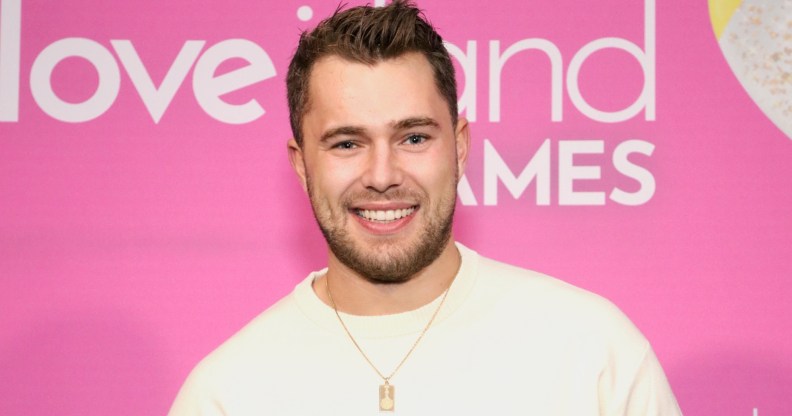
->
[[358, 207, 416, 222]]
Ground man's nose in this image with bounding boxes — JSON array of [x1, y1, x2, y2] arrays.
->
[[360, 143, 403, 193]]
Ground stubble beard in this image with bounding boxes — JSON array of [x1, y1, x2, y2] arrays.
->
[[306, 179, 456, 285]]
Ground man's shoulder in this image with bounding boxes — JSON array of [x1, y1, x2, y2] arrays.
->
[[180, 278, 316, 386], [468, 250, 646, 345], [459, 249, 680, 415]]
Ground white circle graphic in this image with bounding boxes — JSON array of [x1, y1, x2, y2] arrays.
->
[[297, 5, 313, 22]]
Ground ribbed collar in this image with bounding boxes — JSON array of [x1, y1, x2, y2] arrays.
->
[[293, 242, 478, 339]]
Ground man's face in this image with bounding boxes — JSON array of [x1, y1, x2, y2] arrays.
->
[[289, 52, 469, 284]]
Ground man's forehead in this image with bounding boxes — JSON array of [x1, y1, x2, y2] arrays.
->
[[303, 53, 448, 137]]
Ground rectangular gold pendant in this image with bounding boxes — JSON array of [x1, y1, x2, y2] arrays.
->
[[379, 383, 395, 412]]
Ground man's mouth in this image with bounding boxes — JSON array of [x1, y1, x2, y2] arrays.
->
[[355, 206, 417, 223]]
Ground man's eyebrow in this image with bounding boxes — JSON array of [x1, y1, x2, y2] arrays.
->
[[391, 117, 440, 130], [320, 126, 366, 142], [319, 117, 439, 142]]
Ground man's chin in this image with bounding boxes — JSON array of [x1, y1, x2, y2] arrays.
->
[[330, 243, 425, 284]]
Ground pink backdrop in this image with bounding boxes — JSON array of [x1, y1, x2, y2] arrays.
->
[[1, 0, 791, 414]]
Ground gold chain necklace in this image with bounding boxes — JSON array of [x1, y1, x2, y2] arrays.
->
[[325, 275, 453, 412]]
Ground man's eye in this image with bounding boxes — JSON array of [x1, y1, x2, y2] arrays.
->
[[404, 134, 427, 145], [333, 141, 357, 150]]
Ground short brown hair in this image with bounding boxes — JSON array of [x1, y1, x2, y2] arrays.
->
[[286, 0, 458, 146]]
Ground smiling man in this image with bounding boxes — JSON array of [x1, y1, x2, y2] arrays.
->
[[168, 2, 682, 415], [289, 50, 465, 312]]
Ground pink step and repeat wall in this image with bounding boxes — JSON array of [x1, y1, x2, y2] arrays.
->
[[1, 0, 790, 414]]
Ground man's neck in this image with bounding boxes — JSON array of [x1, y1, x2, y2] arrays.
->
[[314, 240, 461, 316]]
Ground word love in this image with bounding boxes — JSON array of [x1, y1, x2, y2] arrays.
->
[[0, 0, 275, 124]]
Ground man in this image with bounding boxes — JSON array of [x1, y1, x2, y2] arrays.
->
[[169, 1, 682, 414]]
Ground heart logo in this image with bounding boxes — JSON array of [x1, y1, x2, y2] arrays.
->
[[709, 0, 792, 139]]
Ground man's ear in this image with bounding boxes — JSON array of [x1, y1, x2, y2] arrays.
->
[[454, 117, 471, 180], [287, 138, 308, 193]]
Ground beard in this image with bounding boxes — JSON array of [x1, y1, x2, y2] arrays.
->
[[306, 179, 456, 284]]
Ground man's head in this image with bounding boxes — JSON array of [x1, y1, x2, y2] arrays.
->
[[287, 1, 469, 284], [287, 0, 458, 146]]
